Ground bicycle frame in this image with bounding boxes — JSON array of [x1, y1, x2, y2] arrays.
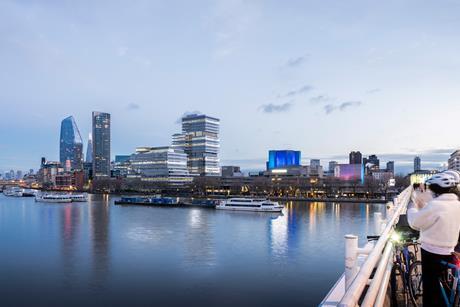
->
[[440, 261, 460, 307]]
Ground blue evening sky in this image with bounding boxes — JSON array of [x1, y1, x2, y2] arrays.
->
[[1, 0, 460, 174]]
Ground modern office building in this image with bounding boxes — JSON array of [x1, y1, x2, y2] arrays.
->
[[128, 146, 192, 185], [112, 155, 131, 177], [86, 133, 93, 163], [334, 164, 364, 182], [414, 156, 421, 172], [266, 150, 301, 170], [92, 112, 111, 177], [349, 151, 362, 165], [173, 114, 220, 176], [221, 166, 243, 177], [363, 155, 380, 168], [386, 161, 395, 174], [59, 116, 83, 170], [328, 161, 338, 172], [448, 150, 460, 171]]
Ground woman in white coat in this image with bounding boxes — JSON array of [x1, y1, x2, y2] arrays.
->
[[408, 172, 460, 307]]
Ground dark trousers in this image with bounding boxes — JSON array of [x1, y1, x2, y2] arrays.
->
[[421, 248, 453, 307]]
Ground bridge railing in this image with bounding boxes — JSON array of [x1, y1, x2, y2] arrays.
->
[[320, 186, 412, 307]]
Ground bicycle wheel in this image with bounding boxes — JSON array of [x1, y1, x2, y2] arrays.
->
[[391, 264, 409, 306], [408, 261, 422, 306]]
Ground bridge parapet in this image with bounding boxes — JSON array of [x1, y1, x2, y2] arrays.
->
[[320, 186, 412, 307]]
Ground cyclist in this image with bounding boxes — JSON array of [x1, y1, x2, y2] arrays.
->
[[407, 172, 460, 307]]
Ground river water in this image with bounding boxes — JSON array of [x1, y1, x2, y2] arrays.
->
[[0, 194, 385, 307]]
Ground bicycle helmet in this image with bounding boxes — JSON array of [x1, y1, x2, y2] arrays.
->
[[426, 173, 458, 188], [444, 170, 460, 184]]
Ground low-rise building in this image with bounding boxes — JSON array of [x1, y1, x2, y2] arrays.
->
[[128, 146, 192, 185]]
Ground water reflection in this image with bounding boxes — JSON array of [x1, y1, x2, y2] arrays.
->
[[183, 209, 216, 268], [89, 194, 110, 291], [60, 204, 81, 287]]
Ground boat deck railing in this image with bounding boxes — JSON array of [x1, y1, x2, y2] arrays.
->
[[320, 186, 412, 307]]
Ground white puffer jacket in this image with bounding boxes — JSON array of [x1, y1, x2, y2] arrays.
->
[[407, 193, 460, 249]]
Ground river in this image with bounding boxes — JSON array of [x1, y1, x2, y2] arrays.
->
[[0, 194, 385, 306]]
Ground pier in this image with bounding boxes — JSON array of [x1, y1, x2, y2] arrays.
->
[[320, 186, 413, 306]]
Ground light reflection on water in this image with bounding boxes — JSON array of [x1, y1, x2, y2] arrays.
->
[[0, 194, 385, 307]]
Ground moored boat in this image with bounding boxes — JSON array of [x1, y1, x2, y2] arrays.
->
[[216, 198, 283, 212], [67, 193, 88, 202], [35, 194, 72, 203], [114, 196, 182, 206]]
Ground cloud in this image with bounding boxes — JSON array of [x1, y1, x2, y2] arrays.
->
[[324, 101, 362, 114], [286, 55, 308, 67], [339, 101, 362, 111], [260, 102, 293, 113], [324, 104, 336, 114], [309, 95, 333, 104], [284, 85, 313, 97], [126, 103, 140, 110], [176, 111, 202, 124], [366, 88, 381, 94]]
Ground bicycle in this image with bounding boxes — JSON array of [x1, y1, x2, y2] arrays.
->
[[390, 230, 422, 307], [439, 258, 460, 307]]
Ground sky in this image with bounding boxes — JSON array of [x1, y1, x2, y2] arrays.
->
[[1, 0, 460, 175]]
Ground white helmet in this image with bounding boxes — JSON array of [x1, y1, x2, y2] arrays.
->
[[426, 173, 458, 188], [443, 170, 460, 184]]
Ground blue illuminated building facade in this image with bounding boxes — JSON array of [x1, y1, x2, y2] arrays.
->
[[267, 150, 301, 170]]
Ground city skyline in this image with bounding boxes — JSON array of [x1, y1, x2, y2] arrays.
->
[[1, 1, 460, 173]]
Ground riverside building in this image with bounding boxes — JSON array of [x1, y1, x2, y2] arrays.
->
[[172, 114, 220, 176], [128, 146, 192, 185], [92, 111, 111, 177], [448, 150, 460, 171], [59, 116, 83, 170]]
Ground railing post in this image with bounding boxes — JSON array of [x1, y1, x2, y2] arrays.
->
[[345, 234, 358, 289], [374, 212, 383, 235]]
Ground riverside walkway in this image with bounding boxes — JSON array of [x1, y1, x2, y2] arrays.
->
[[319, 186, 413, 307]]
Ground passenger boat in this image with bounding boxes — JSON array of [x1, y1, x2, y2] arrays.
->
[[216, 198, 284, 212], [114, 196, 182, 206], [3, 187, 23, 197], [22, 189, 38, 197], [35, 194, 72, 203], [67, 193, 88, 202]]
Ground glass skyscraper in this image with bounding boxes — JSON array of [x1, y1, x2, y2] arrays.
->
[[173, 114, 220, 176], [59, 116, 83, 170], [92, 111, 111, 177], [86, 133, 93, 163]]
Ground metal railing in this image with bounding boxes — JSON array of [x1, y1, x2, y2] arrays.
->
[[320, 186, 412, 307]]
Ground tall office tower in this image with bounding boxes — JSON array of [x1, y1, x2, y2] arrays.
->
[[363, 155, 380, 169], [414, 156, 421, 172], [310, 159, 321, 169], [86, 133, 93, 163], [173, 114, 220, 176], [386, 161, 395, 174], [92, 112, 111, 177], [329, 161, 338, 172], [349, 151, 362, 165], [59, 116, 83, 170]]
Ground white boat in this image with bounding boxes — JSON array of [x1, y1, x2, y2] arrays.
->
[[68, 193, 88, 202], [216, 198, 284, 212], [3, 187, 23, 197], [35, 194, 72, 203]]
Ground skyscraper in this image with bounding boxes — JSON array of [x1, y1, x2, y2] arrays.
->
[[59, 116, 83, 170], [386, 161, 395, 174], [173, 113, 220, 176], [86, 133, 93, 163], [92, 112, 111, 177], [414, 156, 421, 172], [349, 151, 362, 165]]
